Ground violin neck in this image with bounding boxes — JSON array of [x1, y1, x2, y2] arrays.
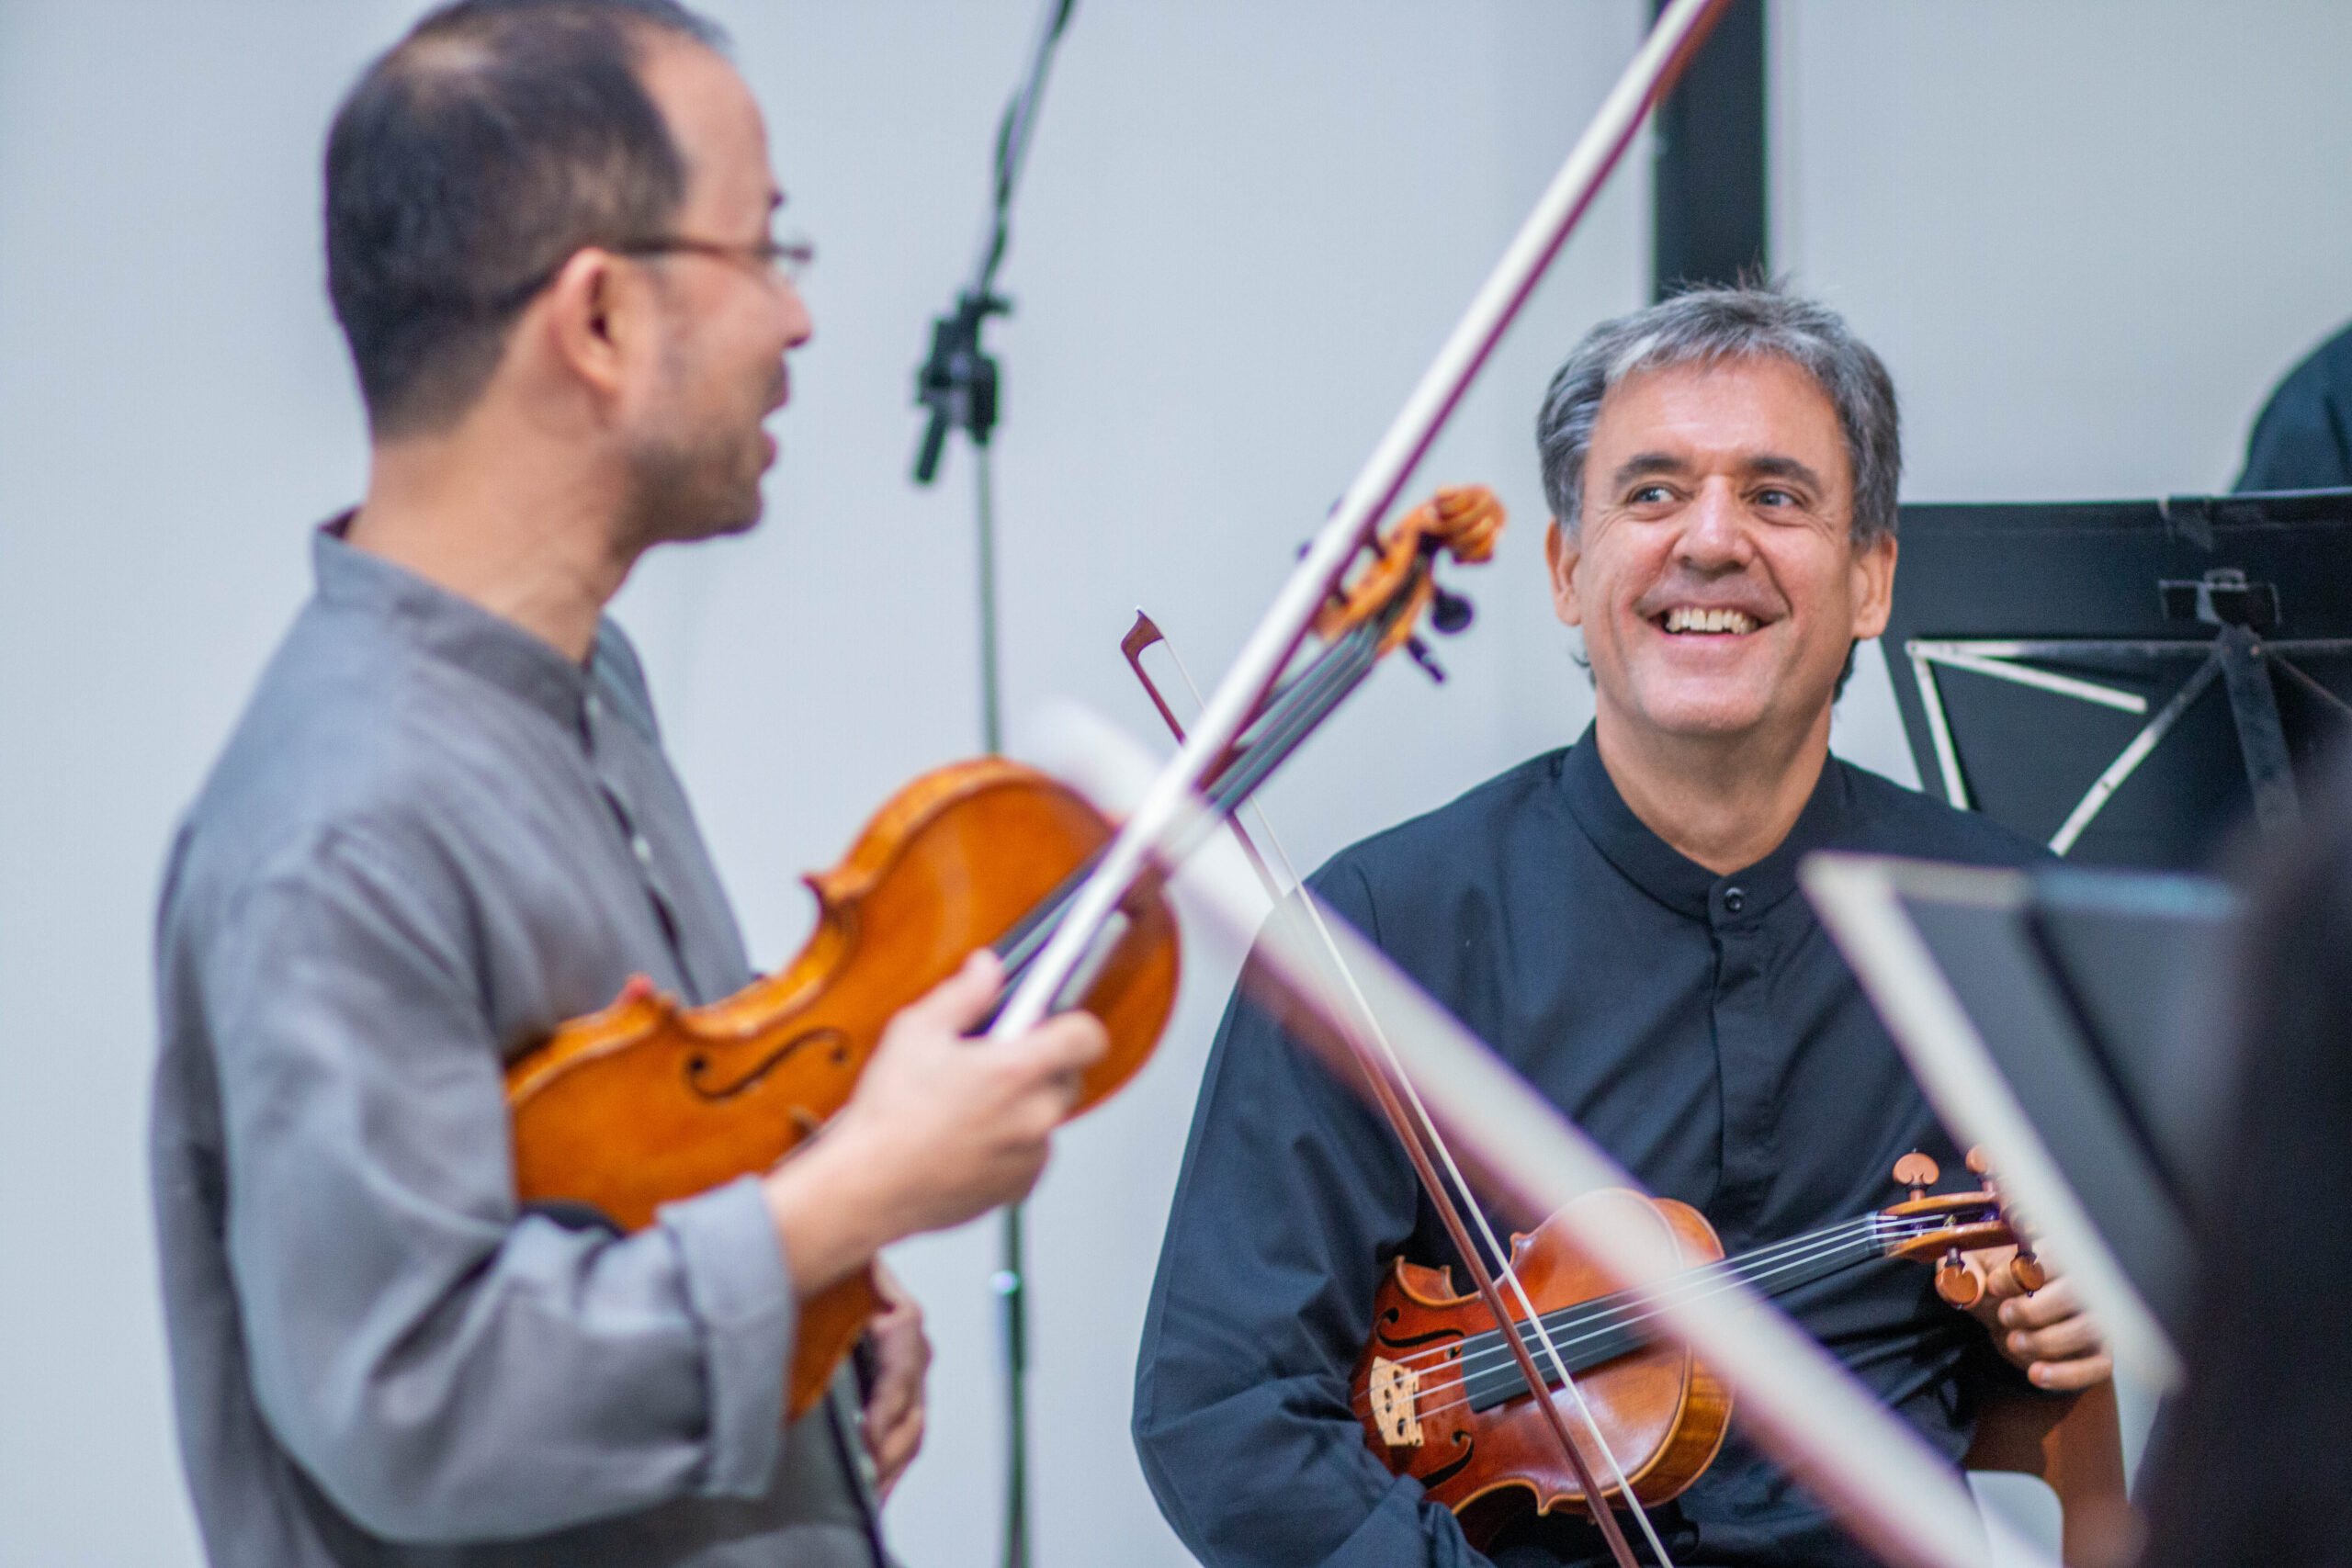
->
[[979, 623, 1387, 1019]]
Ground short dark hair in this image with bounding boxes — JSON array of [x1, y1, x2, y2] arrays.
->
[[324, 0, 727, 437]]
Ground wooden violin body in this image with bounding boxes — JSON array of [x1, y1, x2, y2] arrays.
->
[[504, 755, 1179, 1416], [1351, 1190, 1732, 1548]]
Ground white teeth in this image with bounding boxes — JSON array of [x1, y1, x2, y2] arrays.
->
[[1663, 606, 1757, 635]]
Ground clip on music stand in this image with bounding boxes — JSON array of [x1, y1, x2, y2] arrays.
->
[[1802, 853, 2243, 1394], [1881, 489, 2352, 868]]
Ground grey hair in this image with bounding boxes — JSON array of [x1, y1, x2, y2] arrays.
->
[[1536, 283, 1901, 544]]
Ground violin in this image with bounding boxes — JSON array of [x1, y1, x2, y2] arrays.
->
[[1349, 1152, 2036, 1547], [503, 483, 1505, 1417]]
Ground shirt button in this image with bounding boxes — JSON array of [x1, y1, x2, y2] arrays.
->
[[1722, 886, 1747, 915], [631, 834, 653, 865], [585, 692, 602, 722]]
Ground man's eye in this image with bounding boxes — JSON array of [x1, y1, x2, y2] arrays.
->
[[1629, 484, 1674, 504], [1755, 487, 1798, 507]]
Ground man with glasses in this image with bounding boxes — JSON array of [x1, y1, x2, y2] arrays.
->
[[150, 3, 1103, 1564]]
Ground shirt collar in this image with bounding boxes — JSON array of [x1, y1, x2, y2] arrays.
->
[[1556, 723, 1851, 923], [312, 516, 592, 731]]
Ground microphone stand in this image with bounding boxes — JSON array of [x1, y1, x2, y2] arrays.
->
[[909, 5, 1075, 1564]]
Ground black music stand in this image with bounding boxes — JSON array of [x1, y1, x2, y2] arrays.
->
[[1881, 489, 2352, 869], [1803, 854, 2245, 1384]]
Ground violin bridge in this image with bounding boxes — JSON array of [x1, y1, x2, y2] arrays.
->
[[1368, 1356, 1424, 1448]]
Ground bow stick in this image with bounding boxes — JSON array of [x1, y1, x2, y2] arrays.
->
[[1123, 614, 1673, 1568], [1029, 707, 2063, 1568], [989, 0, 1736, 1046]]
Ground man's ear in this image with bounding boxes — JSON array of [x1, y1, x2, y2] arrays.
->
[[1849, 530, 1898, 641], [1544, 517, 1586, 627], [539, 248, 633, 403]]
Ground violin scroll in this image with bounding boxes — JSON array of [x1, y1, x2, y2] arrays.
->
[[1878, 1149, 2044, 1308], [1311, 484, 1506, 654]]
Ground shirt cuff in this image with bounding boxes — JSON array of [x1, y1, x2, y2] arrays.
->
[[658, 1174, 796, 1499]]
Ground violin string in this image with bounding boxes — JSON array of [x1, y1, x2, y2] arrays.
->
[[1382, 1235, 1909, 1431], [1370, 1235, 1894, 1428], [1197, 628, 1383, 817], [1363, 1213, 1891, 1377], [1366, 1220, 1916, 1426], [1367, 1209, 1979, 1385], [1363, 1211, 1993, 1427], [1151, 613, 1679, 1568]]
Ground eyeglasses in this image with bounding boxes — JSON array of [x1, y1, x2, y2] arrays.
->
[[607, 232, 815, 288], [482, 231, 816, 313]]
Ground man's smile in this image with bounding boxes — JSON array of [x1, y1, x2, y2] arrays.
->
[[1657, 604, 1762, 636]]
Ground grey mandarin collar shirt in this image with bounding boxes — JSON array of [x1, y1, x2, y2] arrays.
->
[[1135, 735, 2048, 1568], [152, 526, 874, 1566]]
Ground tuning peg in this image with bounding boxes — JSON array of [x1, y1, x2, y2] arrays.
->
[[1892, 1152, 1939, 1201], [1935, 1249, 1982, 1309], [2004, 1249, 2045, 1295], [1405, 637, 1448, 683], [1429, 583, 1475, 635]]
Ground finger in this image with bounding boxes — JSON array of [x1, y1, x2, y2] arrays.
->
[[1954, 1248, 2005, 1302], [904, 950, 1005, 1037], [869, 1373, 922, 1439], [871, 1414, 920, 1474], [1982, 1258, 2036, 1303], [862, 1329, 925, 1433], [867, 1304, 927, 1378], [871, 1407, 926, 1492], [2009, 1314, 2104, 1366], [1027, 1011, 1110, 1072], [2029, 1351, 2113, 1392], [870, 1258, 909, 1310], [1998, 1278, 2079, 1330], [865, 1379, 911, 1438], [998, 1145, 1054, 1206]]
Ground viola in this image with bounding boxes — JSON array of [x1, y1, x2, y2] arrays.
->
[[503, 484, 1504, 1417], [1349, 1153, 2033, 1547]]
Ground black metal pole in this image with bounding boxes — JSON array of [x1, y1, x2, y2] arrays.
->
[[1651, 0, 1767, 299], [908, 6, 1076, 1566]]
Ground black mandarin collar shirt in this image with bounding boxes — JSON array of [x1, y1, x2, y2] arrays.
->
[[1133, 734, 2046, 1568]]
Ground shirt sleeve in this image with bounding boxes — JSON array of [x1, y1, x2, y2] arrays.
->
[[202, 823, 794, 1542], [1131, 863, 1493, 1568]]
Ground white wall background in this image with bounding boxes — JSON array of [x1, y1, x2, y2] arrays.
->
[[3, 4, 2346, 1564]]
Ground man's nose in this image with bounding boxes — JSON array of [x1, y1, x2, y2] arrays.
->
[[1676, 479, 1752, 572], [778, 280, 814, 351]]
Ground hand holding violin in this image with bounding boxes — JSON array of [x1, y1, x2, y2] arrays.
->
[[858, 1262, 931, 1502], [1958, 1247, 2114, 1392], [1914, 1149, 2112, 1392], [763, 951, 1107, 1298]]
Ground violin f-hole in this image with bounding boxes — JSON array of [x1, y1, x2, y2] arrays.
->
[[684, 1027, 851, 1102]]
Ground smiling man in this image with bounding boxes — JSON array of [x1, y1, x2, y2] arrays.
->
[[1132, 287, 2109, 1568]]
